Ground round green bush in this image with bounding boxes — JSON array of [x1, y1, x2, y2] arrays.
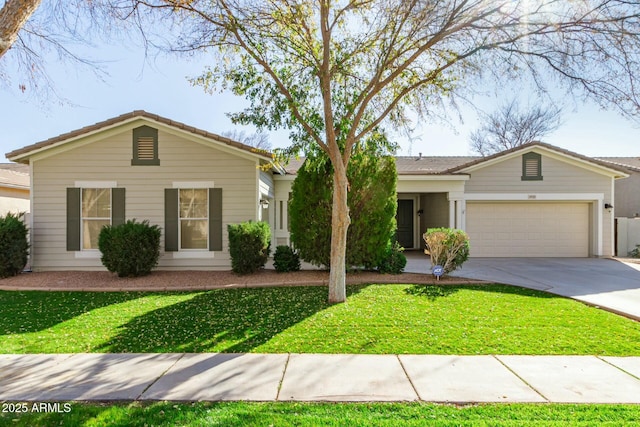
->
[[227, 221, 271, 274], [273, 245, 301, 272], [377, 241, 407, 274], [0, 213, 29, 278], [98, 219, 161, 277]]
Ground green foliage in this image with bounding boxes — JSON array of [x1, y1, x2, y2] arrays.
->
[[0, 213, 29, 278], [377, 242, 407, 274], [289, 151, 397, 269], [98, 220, 161, 277], [6, 402, 640, 427], [227, 221, 271, 274], [273, 245, 301, 273], [423, 227, 470, 275], [629, 245, 640, 258], [2, 284, 639, 355]]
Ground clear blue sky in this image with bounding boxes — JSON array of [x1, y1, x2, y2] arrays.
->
[[1, 42, 639, 159]]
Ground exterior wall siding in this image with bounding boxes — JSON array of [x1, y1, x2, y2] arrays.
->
[[464, 154, 615, 256], [31, 128, 258, 271], [613, 172, 640, 218]]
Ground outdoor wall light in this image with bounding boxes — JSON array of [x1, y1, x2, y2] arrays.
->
[[417, 209, 424, 217], [260, 199, 270, 208], [604, 203, 613, 212]]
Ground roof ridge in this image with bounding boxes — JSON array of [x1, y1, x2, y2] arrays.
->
[[6, 111, 273, 162]]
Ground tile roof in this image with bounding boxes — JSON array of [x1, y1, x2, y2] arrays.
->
[[596, 157, 640, 172], [5, 111, 273, 163], [0, 163, 29, 189], [281, 156, 477, 175], [446, 141, 630, 175]]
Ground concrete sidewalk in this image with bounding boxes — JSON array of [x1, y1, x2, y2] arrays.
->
[[1, 353, 640, 404]]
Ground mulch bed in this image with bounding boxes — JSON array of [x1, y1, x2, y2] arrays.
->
[[0, 269, 486, 292]]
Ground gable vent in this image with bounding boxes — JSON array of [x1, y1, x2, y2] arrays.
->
[[524, 158, 539, 176], [137, 136, 155, 160]]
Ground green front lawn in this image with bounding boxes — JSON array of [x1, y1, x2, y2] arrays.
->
[[3, 402, 640, 427], [1, 284, 639, 355]]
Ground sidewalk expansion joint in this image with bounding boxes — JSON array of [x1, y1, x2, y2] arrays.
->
[[396, 355, 421, 401], [275, 353, 291, 401], [135, 353, 186, 401], [493, 355, 549, 403], [597, 356, 640, 382]]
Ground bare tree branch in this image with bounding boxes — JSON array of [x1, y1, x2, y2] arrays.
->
[[470, 99, 564, 156]]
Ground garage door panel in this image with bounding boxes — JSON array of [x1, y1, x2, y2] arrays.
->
[[466, 202, 589, 257]]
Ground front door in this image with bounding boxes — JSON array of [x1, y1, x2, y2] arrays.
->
[[396, 199, 414, 249]]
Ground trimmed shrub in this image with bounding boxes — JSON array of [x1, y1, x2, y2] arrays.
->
[[98, 219, 161, 277], [377, 241, 407, 274], [423, 227, 470, 275], [228, 221, 271, 274], [0, 212, 29, 278], [273, 245, 301, 272], [289, 153, 397, 269]]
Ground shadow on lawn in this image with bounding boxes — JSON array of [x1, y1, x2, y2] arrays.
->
[[404, 283, 558, 301], [95, 285, 370, 353], [0, 291, 147, 334]]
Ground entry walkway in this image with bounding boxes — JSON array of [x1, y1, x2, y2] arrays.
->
[[1, 353, 640, 403]]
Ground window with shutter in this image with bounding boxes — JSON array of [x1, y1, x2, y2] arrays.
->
[[132, 126, 160, 165], [521, 152, 543, 181]]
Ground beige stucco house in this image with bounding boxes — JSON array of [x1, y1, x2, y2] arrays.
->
[[5, 111, 630, 271], [0, 163, 29, 217]]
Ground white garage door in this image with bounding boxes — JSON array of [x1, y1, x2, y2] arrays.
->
[[466, 202, 590, 257]]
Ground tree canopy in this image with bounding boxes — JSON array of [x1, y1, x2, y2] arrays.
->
[[111, 0, 640, 301]]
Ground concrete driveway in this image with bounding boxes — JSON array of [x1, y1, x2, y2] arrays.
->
[[405, 253, 640, 321]]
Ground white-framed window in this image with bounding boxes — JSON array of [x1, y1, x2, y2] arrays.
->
[[179, 188, 208, 250], [81, 188, 111, 250]]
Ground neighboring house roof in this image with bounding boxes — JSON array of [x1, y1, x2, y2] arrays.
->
[[596, 157, 640, 172], [0, 163, 29, 190], [5, 110, 273, 163]]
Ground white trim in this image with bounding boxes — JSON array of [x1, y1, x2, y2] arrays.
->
[[29, 160, 34, 269], [273, 174, 296, 181], [75, 250, 101, 259], [75, 181, 117, 188], [596, 199, 603, 256], [398, 174, 470, 181], [172, 181, 215, 189], [172, 251, 215, 259], [464, 193, 604, 201]]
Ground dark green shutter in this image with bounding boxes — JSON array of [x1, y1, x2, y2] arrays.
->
[[111, 188, 126, 226], [209, 188, 223, 251], [164, 188, 179, 251], [66, 188, 81, 251]]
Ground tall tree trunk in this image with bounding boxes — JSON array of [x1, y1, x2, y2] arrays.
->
[[328, 160, 350, 303], [0, 0, 42, 59]]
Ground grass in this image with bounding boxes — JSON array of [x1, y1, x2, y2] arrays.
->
[[1, 284, 639, 355], [2, 402, 640, 426]]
